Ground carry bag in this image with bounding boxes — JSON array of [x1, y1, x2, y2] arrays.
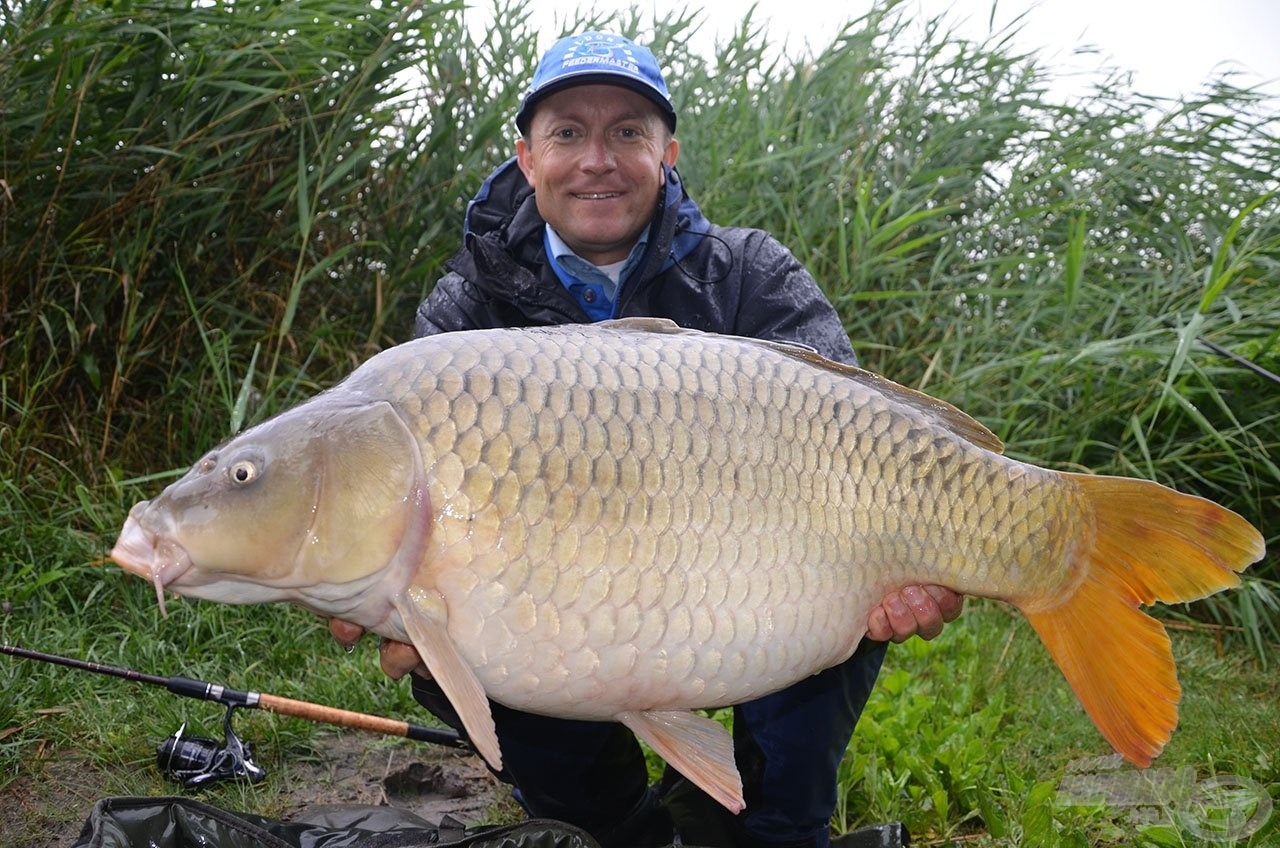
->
[[70, 795, 600, 848]]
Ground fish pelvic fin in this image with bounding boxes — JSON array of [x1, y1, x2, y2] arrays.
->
[[398, 588, 502, 771], [1022, 474, 1264, 767], [618, 710, 745, 814]]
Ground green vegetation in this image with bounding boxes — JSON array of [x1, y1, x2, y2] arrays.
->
[[836, 602, 1278, 845], [2, 0, 1277, 844]]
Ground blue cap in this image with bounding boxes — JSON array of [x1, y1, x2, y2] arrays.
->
[[515, 32, 677, 134]]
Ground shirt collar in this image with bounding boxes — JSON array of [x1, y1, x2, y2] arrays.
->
[[545, 226, 650, 298]]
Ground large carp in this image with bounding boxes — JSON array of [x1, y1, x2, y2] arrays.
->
[[110, 318, 1264, 812]]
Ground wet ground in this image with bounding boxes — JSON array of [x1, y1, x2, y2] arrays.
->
[[0, 732, 511, 847]]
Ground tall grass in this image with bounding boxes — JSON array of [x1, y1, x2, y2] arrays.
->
[[3, 0, 466, 476], [2, 0, 1277, 843]]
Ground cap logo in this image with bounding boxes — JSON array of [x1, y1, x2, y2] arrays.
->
[[558, 34, 641, 75]]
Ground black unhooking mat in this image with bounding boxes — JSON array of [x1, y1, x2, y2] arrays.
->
[[70, 796, 600, 848]]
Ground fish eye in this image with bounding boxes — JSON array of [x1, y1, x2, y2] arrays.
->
[[229, 459, 259, 485]]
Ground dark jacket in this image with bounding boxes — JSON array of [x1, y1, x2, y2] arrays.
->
[[414, 158, 857, 366]]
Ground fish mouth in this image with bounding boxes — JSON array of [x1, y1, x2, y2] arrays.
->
[[109, 503, 192, 618]]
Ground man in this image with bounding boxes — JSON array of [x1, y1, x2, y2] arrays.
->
[[331, 31, 962, 848]]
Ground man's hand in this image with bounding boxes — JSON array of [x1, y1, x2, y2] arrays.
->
[[866, 585, 964, 643], [328, 619, 428, 680]]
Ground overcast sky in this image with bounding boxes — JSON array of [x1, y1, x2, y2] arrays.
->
[[498, 0, 1280, 102]]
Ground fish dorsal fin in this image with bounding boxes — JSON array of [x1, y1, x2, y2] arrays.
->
[[594, 316, 687, 334], [618, 709, 745, 813], [765, 343, 1005, 455], [593, 319, 1004, 454], [398, 587, 502, 770]]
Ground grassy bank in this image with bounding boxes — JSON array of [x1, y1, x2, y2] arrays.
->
[[2, 0, 1277, 844]]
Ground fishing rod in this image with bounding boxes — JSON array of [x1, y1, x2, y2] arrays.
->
[[2, 643, 467, 787], [1191, 334, 1280, 387], [1161, 319, 1280, 388]]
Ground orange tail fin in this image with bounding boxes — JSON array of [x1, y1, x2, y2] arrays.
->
[[1021, 474, 1264, 767]]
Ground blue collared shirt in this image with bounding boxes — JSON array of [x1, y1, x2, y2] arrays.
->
[[544, 226, 649, 321]]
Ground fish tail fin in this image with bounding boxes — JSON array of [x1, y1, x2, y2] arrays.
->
[[1021, 474, 1263, 767]]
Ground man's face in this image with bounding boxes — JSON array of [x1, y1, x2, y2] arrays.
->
[[516, 84, 680, 266]]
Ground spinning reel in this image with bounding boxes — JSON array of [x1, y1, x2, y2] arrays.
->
[[156, 704, 268, 787]]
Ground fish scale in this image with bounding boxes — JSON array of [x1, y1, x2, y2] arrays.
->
[[380, 327, 897, 713], [111, 317, 1264, 813]]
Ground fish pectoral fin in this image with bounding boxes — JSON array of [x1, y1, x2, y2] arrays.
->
[[398, 589, 501, 771], [618, 709, 744, 814]]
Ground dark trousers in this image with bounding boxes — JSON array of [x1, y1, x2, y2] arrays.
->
[[411, 639, 887, 848]]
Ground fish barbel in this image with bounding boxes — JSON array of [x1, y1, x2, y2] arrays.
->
[[110, 318, 1264, 812]]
